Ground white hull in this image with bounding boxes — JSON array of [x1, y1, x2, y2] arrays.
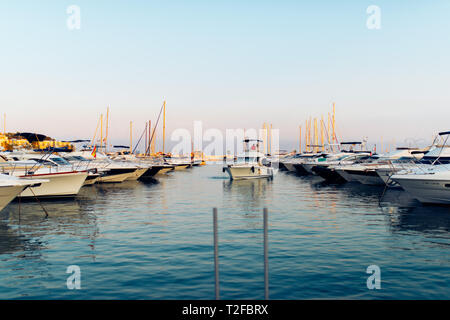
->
[[0, 185, 27, 211], [83, 176, 99, 186], [125, 168, 148, 181], [334, 168, 357, 182], [391, 176, 450, 204], [173, 164, 190, 171], [157, 167, 174, 174], [282, 162, 297, 172], [301, 163, 317, 174], [98, 171, 135, 183], [375, 167, 401, 187], [225, 166, 274, 180], [18, 171, 88, 198], [351, 172, 385, 186], [337, 169, 369, 184]]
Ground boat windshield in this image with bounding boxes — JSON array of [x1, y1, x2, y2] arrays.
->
[[237, 156, 258, 164], [64, 156, 89, 161], [51, 157, 71, 166]]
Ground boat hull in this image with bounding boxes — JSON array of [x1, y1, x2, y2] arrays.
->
[[0, 185, 27, 211], [312, 166, 346, 184], [375, 167, 401, 187], [283, 163, 297, 172], [391, 175, 450, 204], [173, 164, 190, 171], [224, 166, 274, 180], [18, 171, 88, 198], [125, 168, 148, 181], [292, 164, 309, 175], [97, 168, 136, 183], [342, 169, 384, 185], [83, 174, 100, 186]]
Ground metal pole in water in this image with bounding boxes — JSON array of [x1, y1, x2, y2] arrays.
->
[[213, 207, 219, 300], [263, 207, 269, 300]]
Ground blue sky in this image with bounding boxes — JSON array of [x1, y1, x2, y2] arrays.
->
[[1, 1, 449, 151]]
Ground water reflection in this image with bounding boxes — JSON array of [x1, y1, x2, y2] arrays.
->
[[0, 199, 99, 261], [382, 205, 450, 235], [222, 178, 272, 208]]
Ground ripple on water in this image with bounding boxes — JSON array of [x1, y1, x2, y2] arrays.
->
[[0, 165, 449, 299]]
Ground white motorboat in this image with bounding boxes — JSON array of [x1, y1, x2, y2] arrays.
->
[[311, 153, 373, 183], [0, 174, 48, 211], [164, 156, 191, 170], [391, 165, 450, 204], [70, 151, 141, 183], [391, 131, 450, 204], [0, 153, 88, 198], [335, 148, 425, 185], [223, 139, 276, 180]]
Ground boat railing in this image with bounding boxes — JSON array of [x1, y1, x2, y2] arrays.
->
[[0, 162, 78, 176]]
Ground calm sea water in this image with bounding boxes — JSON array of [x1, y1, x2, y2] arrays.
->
[[0, 164, 449, 299]]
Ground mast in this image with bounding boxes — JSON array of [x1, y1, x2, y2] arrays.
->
[[332, 102, 336, 145], [144, 121, 148, 155], [299, 125, 302, 153], [306, 119, 309, 152], [327, 113, 331, 151], [100, 114, 103, 150], [162, 100, 166, 154], [130, 121, 133, 154], [314, 118, 318, 153], [3, 114, 5, 134], [262, 123, 267, 155], [151, 120, 155, 154], [309, 117, 312, 152], [147, 120, 151, 156], [105, 106, 109, 152], [320, 115, 324, 152]]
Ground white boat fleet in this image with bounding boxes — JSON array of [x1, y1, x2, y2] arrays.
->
[[279, 132, 450, 205], [0, 149, 196, 213]]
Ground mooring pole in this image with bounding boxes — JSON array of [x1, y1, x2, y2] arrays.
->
[[213, 207, 219, 300], [263, 207, 269, 300]]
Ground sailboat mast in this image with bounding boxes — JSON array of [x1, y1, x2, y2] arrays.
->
[[100, 114, 103, 150], [144, 121, 148, 155], [306, 119, 309, 152], [162, 100, 166, 154], [130, 121, 133, 154], [332, 102, 336, 145], [313, 118, 317, 153], [105, 106, 109, 152], [321, 115, 324, 152], [151, 120, 155, 154], [299, 125, 302, 153]]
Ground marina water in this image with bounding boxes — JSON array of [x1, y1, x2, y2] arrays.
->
[[0, 164, 449, 299]]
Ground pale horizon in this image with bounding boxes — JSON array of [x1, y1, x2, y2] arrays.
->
[[1, 1, 450, 153]]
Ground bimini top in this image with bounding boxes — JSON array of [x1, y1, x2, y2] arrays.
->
[[439, 131, 450, 136], [340, 142, 362, 145]]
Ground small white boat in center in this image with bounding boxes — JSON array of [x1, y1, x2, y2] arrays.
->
[[223, 139, 276, 180]]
